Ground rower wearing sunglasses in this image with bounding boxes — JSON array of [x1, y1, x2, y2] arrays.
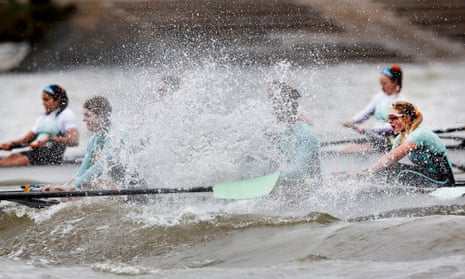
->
[[0, 85, 79, 166], [361, 101, 455, 187]]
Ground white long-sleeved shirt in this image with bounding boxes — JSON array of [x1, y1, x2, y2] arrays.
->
[[351, 92, 406, 134]]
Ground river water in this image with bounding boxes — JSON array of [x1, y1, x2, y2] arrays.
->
[[1, 59, 465, 278]]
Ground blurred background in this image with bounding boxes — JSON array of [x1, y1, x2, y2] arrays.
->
[[1, 0, 465, 72]]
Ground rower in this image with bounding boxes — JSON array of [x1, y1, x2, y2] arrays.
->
[[360, 101, 455, 187], [341, 64, 407, 153], [42, 96, 143, 194], [267, 80, 322, 185], [0, 85, 79, 166]]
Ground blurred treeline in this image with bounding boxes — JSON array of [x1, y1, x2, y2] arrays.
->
[[0, 0, 75, 43]]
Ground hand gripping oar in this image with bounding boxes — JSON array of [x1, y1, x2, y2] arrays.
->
[[0, 172, 281, 202]]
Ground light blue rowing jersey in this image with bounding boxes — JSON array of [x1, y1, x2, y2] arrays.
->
[[392, 126, 451, 174], [35, 117, 61, 138], [276, 121, 321, 180], [374, 94, 397, 124], [32, 108, 78, 137], [72, 128, 127, 188]]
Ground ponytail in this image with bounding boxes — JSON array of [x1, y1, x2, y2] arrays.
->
[[391, 101, 422, 144]]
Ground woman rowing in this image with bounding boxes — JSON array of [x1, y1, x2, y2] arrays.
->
[[360, 101, 455, 187], [42, 96, 137, 192], [341, 64, 406, 153], [268, 80, 322, 185], [0, 85, 79, 166]]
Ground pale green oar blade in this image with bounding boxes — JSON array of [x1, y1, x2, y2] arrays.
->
[[213, 172, 281, 200]]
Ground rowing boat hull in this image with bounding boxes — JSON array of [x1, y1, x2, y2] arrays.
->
[[1, 149, 463, 184], [0, 164, 78, 186]]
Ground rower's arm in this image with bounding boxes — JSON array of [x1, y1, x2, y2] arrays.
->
[[350, 94, 379, 124], [369, 141, 416, 173], [50, 127, 79, 146], [9, 131, 36, 145]]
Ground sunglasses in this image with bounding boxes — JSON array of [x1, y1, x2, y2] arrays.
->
[[388, 114, 404, 121]]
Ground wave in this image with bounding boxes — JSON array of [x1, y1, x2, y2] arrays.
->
[[2, 193, 465, 267], [0, 198, 336, 264]]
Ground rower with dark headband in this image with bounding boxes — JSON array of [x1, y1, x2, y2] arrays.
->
[[0, 84, 79, 166]]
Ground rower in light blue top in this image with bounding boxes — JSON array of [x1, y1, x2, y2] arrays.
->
[[72, 128, 124, 188], [268, 80, 322, 184], [43, 96, 133, 192], [342, 64, 406, 152], [392, 126, 449, 175], [275, 121, 321, 181], [361, 101, 455, 187]]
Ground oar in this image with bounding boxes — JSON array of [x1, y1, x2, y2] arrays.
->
[[4, 198, 60, 208], [0, 172, 281, 201], [321, 138, 368, 147], [322, 125, 384, 147], [429, 180, 465, 200], [452, 163, 465, 172], [446, 144, 465, 150], [439, 135, 465, 142], [433, 127, 465, 134]]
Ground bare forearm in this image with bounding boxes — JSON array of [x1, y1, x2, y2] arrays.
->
[[9, 131, 36, 145], [368, 141, 416, 173], [50, 129, 79, 146], [369, 153, 396, 173]]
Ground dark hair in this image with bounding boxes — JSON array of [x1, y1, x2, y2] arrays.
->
[[269, 80, 301, 124], [43, 84, 69, 114], [83, 96, 112, 128]]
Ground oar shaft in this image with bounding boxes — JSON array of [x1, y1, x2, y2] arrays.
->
[[433, 127, 465, 134], [439, 135, 465, 141], [452, 163, 465, 172], [321, 138, 368, 147], [0, 186, 213, 200]]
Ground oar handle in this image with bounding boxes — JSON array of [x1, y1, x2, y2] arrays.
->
[[0, 187, 214, 200]]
